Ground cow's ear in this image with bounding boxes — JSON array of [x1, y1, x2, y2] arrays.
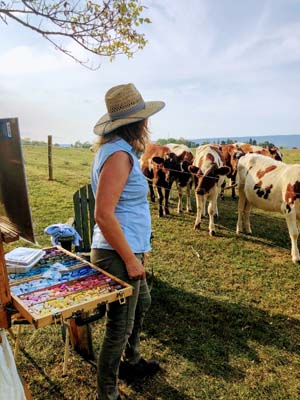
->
[[188, 165, 199, 174], [217, 166, 231, 176], [169, 152, 178, 161], [233, 150, 244, 160], [152, 156, 164, 164]]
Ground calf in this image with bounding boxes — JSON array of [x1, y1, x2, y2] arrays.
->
[[189, 144, 230, 236], [166, 143, 194, 213], [220, 143, 283, 200], [236, 153, 300, 264], [140, 143, 172, 217]]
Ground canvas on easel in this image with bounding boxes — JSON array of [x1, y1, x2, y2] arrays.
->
[[0, 118, 35, 244], [0, 117, 35, 328]]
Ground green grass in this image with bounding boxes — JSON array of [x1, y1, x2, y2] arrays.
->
[[4, 145, 300, 400]]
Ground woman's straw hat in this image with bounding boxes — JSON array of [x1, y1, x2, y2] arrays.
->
[[93, 83, 165, 136]]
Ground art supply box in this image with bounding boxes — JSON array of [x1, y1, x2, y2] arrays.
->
[[8, 246, 133, 328]]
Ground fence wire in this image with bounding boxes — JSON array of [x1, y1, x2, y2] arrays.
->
[[21, 144, 300, 228]]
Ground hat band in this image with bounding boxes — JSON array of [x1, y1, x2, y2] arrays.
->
[[109, 100, 145, 121]]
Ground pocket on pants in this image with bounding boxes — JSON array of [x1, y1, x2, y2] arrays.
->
[[91, 249, 129, 282]]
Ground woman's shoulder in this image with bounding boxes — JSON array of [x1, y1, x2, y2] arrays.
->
[[102, 137, 131, 151], [96, 138, 133, 164]]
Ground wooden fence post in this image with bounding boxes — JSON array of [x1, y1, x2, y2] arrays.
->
[[48, 135, 53, 181]]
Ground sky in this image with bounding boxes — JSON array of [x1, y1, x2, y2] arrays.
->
[[0, 0, 300, 144]]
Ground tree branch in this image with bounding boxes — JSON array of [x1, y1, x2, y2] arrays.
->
[[0, 0, 150, 69]]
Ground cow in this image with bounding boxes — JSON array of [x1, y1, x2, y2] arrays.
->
[[236, 153, 300, 264], [220, 143, 283, 200], [166, 143, 194, 213], [188, 144, 230, 236], [140, 143, 172, 217]]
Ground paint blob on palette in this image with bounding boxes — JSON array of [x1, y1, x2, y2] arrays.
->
[[9, 247, 133, 328]]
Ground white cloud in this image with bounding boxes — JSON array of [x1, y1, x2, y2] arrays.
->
[[0, 0, 300, 143], [0, 45, 73, 76]]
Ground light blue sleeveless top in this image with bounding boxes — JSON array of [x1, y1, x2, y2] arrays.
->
[[91, 137, 151, 253]]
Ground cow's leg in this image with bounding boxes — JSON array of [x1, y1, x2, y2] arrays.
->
[[231, 175, 237, 200], [207, 193, 218, 236], [148, 181, 155, 202], [285, 211, 300, 263], [214, 202, 219, 219], [164, 187, 170, 215], [186, 181, 193, 212], [177, 184, 183, 213], [236, 188, 246, 234], [194, 194, 204, 229], [220, 180, 225, 201], [156, 186, 164, 217], [145, 169, 155, 202], [243, 200, 252, 234], [202, 197, 207, 217]]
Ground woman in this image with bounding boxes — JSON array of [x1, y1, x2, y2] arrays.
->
[[90, 83, 165, 400]]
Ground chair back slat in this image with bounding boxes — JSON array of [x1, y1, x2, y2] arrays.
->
[[73, 191, 83, 251], [88, 184, 95, 243], [73, 184, 95, 252]]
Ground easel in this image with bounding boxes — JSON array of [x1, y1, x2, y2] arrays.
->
[[0, 117, 36, 399], [0, 229, 32, 400]]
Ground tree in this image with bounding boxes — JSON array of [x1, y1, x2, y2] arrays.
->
[[74, 140, 82, 147], [156, 137, 198, 148], [0, 0, 151, 69], [82, 141, 92, 148], [258, 140, 275, 148], [21, 137, 47, 146]]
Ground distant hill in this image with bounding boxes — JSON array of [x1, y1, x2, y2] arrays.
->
[[192, 134, 300, 149]]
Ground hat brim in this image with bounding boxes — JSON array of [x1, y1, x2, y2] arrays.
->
[[93, 101, 165, 136]]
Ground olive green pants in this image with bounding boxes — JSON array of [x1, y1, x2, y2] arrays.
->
[[91, 249, 151, 400]]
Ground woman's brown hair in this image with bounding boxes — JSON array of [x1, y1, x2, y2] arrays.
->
[[92, 119, 149, 153]]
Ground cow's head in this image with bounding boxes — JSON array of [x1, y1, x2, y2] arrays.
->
[[230, 150, 245, 175], [268, 146, 283, 161], [163, 152, 180, 170], [227, 149, 245, 178], [189, 164, 230, 195], [151, 155, 174, 186], [153, 152, 182, 184]]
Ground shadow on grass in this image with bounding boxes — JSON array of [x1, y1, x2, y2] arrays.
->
[[146, 277, 300, 383], [132, 375, 194, 400], [18, 347, 69, 400], [215, 197, 291, 250], [161, 196, 290, 251]]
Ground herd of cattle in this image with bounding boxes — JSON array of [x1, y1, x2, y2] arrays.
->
[[139, 142, 300, 264]]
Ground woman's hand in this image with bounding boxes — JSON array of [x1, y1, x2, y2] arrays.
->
[[125, 258, 146, 280]]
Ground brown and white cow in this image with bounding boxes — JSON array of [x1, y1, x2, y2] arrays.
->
[[236, 153, 300, 264], [188, 144, 230, 236], [140, 143, 172, 217], [166, 143, 194, 213], [220, 143, 283, 200]]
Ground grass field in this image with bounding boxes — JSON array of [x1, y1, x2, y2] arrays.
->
[[4, 145, 300, 400]]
